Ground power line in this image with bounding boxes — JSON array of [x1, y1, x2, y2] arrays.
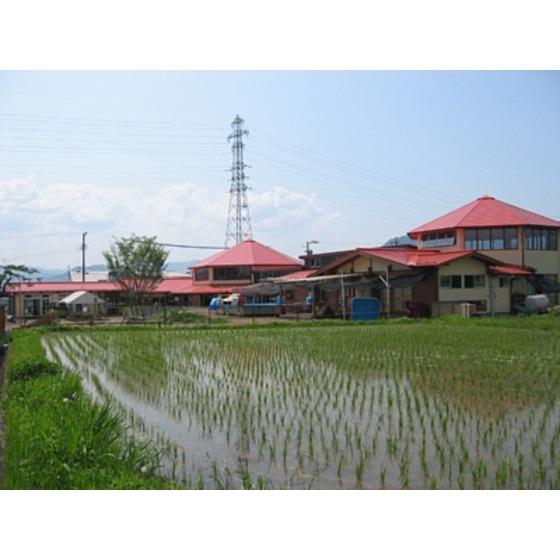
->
[[158, 243, 226, 250]]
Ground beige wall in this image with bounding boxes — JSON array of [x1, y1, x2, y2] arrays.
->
[[479, 249, 523, 266], [437, 259, 514, 314], [344, 255, 409, 274], [523, 249, 560, 275], [438, 258, 487, 302]]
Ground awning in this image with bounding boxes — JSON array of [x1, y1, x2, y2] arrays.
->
[[527, 275, 560, 293], [275, 271, 432, 292], [180, 284, 240, 295], [488, 265, 533, 276], [59, 291, 103, 306], [276, 273, 361, 286], [239, 282, 280, 297], [390, 269, 434, 288], [278, 274, 366, 293]]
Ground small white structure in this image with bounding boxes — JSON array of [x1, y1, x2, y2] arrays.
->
[[59, 291, 105, 313], [69, 270, 110, 282]]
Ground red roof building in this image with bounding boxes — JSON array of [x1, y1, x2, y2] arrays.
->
[[279, 196, 559, 318], [192, 239, 302, 270], [6, 277, 194, 320], [409, 195, 560, 233], [188, 239, 302, 304], [408, 196, 559, 261], [5, 196, 558, 321]]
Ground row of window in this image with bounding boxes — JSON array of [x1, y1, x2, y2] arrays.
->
[[440, 274, 486, 289], [195, 267, 252, 282], [423, 227, 559, 251], [464, 227, 518, 250], [524, 228, 558, 251], [194, 267, 299, 283], [421, 231, 456, 247]]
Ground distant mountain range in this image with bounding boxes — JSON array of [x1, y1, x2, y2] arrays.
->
[[30, 261, 199, 282]]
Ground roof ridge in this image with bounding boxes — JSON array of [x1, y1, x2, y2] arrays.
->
[[497, 196, 560, 224]]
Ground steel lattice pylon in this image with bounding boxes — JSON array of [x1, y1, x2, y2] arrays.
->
[[225, 115, 253, 247]]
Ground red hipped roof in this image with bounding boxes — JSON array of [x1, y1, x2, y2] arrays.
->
[[191, 239, 302, 269], [409, 195, 560, 237]]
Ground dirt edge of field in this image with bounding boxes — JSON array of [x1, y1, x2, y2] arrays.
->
[[0, 343, 9, 487]]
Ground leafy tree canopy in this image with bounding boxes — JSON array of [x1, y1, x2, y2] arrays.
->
[[103, 234, 169, 311]]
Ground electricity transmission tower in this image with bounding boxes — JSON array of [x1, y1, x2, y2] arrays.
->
[[225, 115, 253, 247]]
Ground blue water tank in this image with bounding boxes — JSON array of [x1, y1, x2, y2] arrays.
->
[[350, 297, 381, 320]]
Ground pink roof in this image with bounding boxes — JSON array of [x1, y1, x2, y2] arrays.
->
[[180, 284, 241, 295], [409, 195, 560, 237], [7, 277, 193, 295], [277, 269, 316, 280], [6, 281, 122, 294], [191, 239, 302, 269], [153, 277, 192, 293]]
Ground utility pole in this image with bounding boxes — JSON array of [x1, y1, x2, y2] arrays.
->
[[81, 232, 87, 282], [305, 240, 319, 256], [225, 115, 253, 247]]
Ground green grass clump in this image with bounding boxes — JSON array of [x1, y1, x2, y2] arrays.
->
[[159, 308, 226, 325], [2, 329, 184, 490], [7, 358, 59, 382]]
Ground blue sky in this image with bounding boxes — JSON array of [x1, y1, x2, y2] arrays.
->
[[1, 70, 558, 270], [1, 7, 559, 271]]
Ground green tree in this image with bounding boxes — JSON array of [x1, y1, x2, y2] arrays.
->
[[0, 264, 38, 295], [103, 234, 169, 318]]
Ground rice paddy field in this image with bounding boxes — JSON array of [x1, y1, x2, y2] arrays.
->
[[42, 317, 560, 489]]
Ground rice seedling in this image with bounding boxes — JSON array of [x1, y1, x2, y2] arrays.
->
[[39, 314, 560, 490]]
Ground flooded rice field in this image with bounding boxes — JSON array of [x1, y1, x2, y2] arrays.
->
[[43, 322, 560, 489]]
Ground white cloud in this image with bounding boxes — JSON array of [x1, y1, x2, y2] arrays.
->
[[1, 176, 348, 268], [29, 182, 125, 223], [251, 185, 341, 231]]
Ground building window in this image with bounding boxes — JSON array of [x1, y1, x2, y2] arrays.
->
[[440, 275, 462, 289], [421, 231, 456, 248], [465, 227, 519, 250], [499, 277, 509, 288], [42, 295, 53, 312], [491, 229, 504, 250], [23, 296, 40, 316], [524, 228, 558, 251], [213, 266, 251, 281], [194, 268, 210, 281], [465, 229, 477, 250], [464, 275, 485, 289], [505, 228, 518, 249], [254, 269, 295, 281], [478, 229, 491, 250]]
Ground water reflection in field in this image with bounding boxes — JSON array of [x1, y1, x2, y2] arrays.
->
[[43, 324, 560, 489]]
